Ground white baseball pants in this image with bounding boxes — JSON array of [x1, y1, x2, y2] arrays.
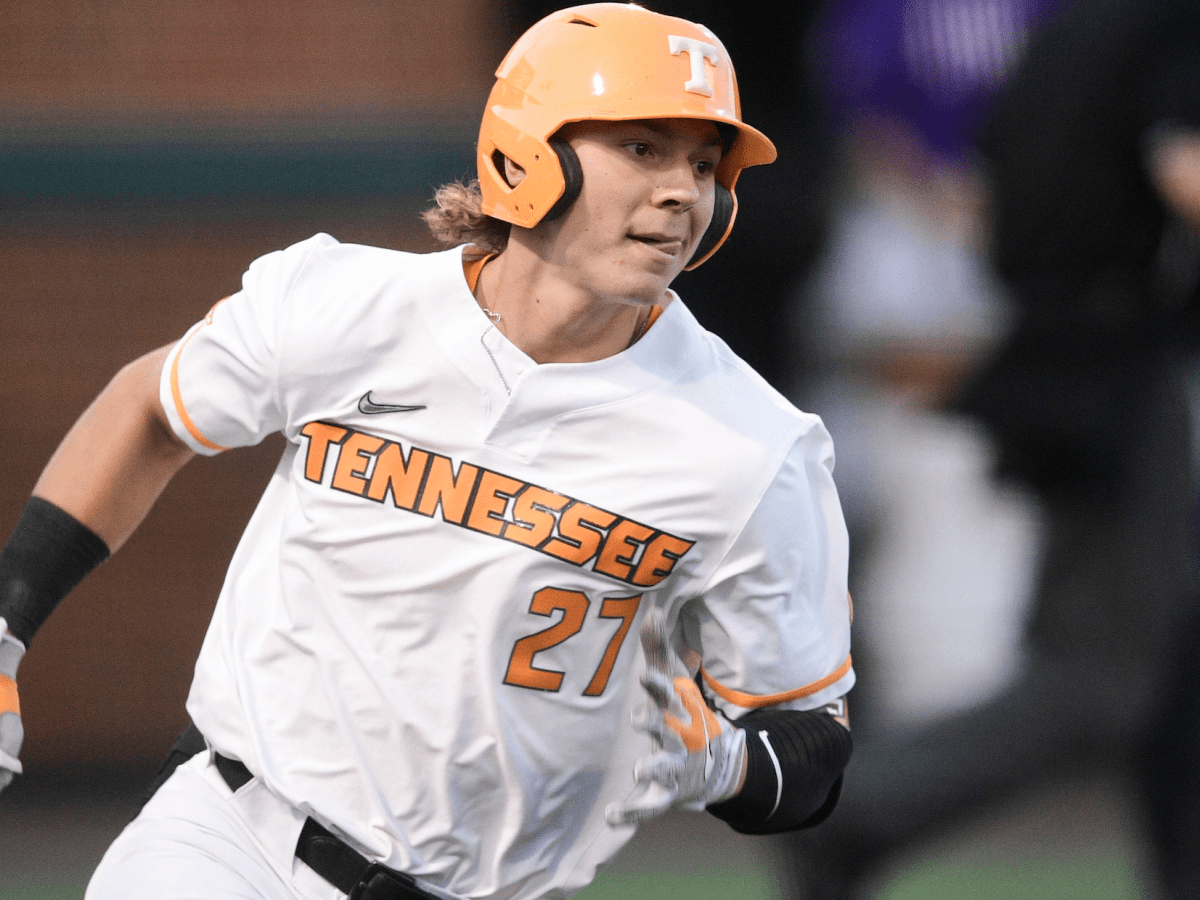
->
[[86, 752, 342, 900]]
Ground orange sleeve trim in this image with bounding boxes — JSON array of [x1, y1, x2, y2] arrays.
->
[[170, 319, 229, 453], [701, 654, 853, 709], [0, 674, 19, 716]]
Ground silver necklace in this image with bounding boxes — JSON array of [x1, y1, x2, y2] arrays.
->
[[629, 311, 651, 347], [480, 309, 512, 395]]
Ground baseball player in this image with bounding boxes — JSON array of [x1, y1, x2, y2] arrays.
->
[[0, 5, 854, 899]]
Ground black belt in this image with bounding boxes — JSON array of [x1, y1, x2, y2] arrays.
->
[[215, 752, 434, 900]]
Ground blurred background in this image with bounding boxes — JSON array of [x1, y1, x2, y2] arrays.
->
[[1, 1, 1196, 898]]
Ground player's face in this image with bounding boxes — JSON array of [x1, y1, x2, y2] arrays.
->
[[538, 117, 723, 306]]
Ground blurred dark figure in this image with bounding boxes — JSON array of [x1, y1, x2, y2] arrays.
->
[[505, 0, 835, 389], [790, 0, 1057, 738], [790, 0, 1200, 896]]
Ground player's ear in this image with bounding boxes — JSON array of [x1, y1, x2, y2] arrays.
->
[[502, 156, 527, 189]]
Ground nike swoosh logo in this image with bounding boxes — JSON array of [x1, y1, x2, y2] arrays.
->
[[358, 391, 426, 415]]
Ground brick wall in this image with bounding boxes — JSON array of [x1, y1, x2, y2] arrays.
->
[[1, 0, 503, 127]]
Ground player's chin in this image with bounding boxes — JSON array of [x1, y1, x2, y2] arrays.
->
[[608, 266, 678, 304], [621, 239, 691, 287]]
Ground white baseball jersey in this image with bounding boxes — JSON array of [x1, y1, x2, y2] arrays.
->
[[158, 233, 854, 900]]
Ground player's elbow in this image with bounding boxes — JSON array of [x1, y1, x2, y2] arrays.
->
[[706, 706, 853, 835]]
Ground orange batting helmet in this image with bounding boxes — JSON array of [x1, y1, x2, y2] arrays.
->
[[477, 2, 777, 269]]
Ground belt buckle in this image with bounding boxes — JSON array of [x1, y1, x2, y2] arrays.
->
[[349, 862, 427, 900]]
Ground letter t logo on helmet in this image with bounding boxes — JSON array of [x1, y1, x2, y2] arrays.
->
[[668, 35, 720, 97], [476, 2, 777, 269]]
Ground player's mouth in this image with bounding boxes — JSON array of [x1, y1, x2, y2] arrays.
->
[[628, 232, 687, 259]]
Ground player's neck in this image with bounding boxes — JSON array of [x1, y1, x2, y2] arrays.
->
[[474, 241, 662, 364]]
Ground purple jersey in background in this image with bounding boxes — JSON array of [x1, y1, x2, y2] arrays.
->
[[812, 0, 1063, 166]]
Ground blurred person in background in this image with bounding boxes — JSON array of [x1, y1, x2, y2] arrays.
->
[[789, 0, 1058, 739], [789, 0, 1200, 896]]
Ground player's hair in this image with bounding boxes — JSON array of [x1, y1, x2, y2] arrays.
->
[[422, 179, 511, 255]]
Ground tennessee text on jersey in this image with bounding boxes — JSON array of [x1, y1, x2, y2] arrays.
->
[[300, 420, 695, 588]]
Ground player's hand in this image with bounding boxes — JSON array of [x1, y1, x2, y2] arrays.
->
[[0, 618, 26, 793], [605, 609, 746, 827]]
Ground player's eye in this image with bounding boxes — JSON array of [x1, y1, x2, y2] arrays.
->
[[693, 155, 722, 179], [626, 141, 651, 157]]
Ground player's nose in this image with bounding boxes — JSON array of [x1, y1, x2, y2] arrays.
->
[[651, 157, 702, 211]]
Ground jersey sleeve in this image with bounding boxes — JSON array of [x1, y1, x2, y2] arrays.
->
[[683, 419, 854, 718], [159, 233, 336, 455]]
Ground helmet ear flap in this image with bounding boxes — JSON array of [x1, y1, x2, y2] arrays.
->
[[508, 141, 736, 265], [542, 141, 584, 222], [688, 183, 734, 268]]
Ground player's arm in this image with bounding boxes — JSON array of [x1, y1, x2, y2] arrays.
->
[[703, 696, 852, 835], [0, 344, 194, 791], [2, 342, 193, 644], [605, 612, 853, 834], [31, 343, 194, 555], [672, 422, 855, 833]]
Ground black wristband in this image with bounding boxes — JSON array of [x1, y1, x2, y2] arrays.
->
[[0, 497, 110, 646], [708, 706, 853, 835]]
